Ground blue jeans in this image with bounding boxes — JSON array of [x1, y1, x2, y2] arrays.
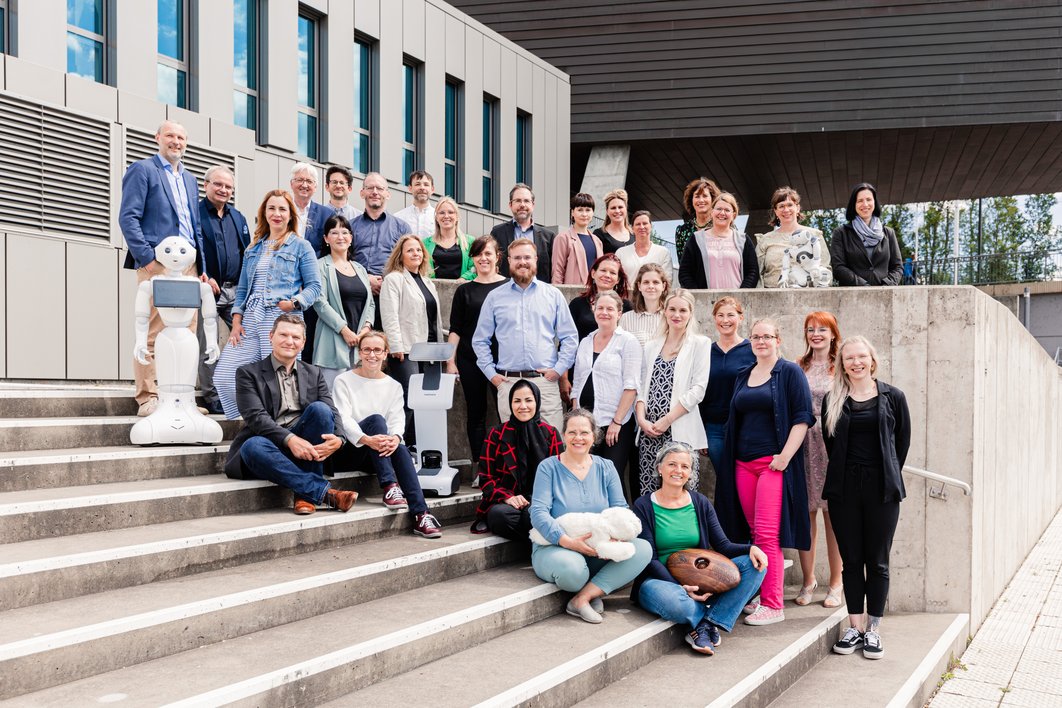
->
[[239, 401, 335, 504], [705, 421, 726, 478], [532, 537, 652, 595], [345, 414, 428, 516], [638, 554, 765, 632]]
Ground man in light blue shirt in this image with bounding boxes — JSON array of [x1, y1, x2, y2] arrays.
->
[[119, 120, 205, 416], [472, 238, 578, 429]]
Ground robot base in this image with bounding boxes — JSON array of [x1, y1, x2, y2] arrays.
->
[[130, 392, 224, 446], [416, 463, 461, 497]]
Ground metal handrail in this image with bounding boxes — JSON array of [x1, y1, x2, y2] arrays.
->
[[903, 465, 972, 499]]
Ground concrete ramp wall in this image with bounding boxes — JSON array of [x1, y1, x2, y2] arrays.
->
[[434, 282, 1062, 629]]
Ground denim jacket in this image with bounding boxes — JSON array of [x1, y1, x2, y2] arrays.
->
[[232, 234, 322, 316]]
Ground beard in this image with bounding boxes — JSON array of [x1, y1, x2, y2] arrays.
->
[[512, 266, 536, 286]]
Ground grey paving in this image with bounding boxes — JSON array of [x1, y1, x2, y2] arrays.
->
[[929, 507, 1062, 708]]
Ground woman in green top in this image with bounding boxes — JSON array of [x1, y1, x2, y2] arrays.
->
[[424, 196, 475, 280], [631, 442, 767, 655]]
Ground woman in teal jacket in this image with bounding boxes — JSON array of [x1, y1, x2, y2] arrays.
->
[[424, 196, 475, 280], [312, 215, 375, 388]]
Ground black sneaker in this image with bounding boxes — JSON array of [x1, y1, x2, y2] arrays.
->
[[685, 619, 715, 655], [862, 630, 884, 659], [833, 627, 864, 655], [704, 621, 722, 647]]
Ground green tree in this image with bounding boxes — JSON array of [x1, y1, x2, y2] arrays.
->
[[881, 203, 915, 256], [804, 208, 845, 244]]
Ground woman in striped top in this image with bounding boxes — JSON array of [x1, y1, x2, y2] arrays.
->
[[620, 263, 670, 347]]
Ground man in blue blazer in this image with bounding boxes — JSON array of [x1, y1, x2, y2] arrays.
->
[[197, 165, 250, 413], [288, 162, 331, 363], [119, 120, 206, 416]]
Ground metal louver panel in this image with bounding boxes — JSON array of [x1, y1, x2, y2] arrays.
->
[[125, 129, 237, 201], [0, 93, 111, 239]]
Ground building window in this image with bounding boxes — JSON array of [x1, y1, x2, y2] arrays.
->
[[296, 12, 318, 159], [482, 96, 498, 212], [157, 0, 188, 108], [353, 37, 374, 175], [0, 0, 6, 54], [516, 111, 532, 187], [67, 0, 107, 83], [233, 0, 257, 131], [444, 78, 462, 200], [402, 60, 422, 179]]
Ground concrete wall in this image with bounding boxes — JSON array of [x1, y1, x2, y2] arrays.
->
[[980, 282, 1062, 360], [434, 282, 1062, 628], [0, 0, 571, 380]]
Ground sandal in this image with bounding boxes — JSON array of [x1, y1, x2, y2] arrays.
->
[[794, 580, 818, 606], [823, 585, 844, 608]]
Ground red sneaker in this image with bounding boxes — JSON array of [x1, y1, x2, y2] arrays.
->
[[382, 483, 409, 511], [414, 512, 442, 538]]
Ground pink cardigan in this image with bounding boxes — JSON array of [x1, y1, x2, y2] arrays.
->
[[551, 228, 603, 286]]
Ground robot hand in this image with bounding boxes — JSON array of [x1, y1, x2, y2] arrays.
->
[[134, 342, 153, 365], [205, 341, 220, 365]]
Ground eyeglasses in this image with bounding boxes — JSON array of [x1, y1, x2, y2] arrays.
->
[[363, 185, 386, 193], [750, 334, 778, 342], [359, 347, 386, 357], [327, 180, 350, 187], [291, 177, 316, 186], [208, 181, 234, 192]]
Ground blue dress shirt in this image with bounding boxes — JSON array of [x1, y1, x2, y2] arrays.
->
[[351, 211, 413, 275], [471, 278, 579, 380]]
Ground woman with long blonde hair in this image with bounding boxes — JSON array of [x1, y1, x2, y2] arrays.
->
[[634, 289, 711, 498], [822, 336, 910, 660]]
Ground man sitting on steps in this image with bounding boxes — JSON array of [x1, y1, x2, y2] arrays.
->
[[223, 313, 357, 515]]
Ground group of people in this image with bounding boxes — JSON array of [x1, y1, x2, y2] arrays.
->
[[120, 119, 911, 663]]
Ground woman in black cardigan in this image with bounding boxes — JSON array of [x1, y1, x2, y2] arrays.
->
[[830, 183, 903, 286], [822, 335, 910, 661], [632, 441, 767, 656]]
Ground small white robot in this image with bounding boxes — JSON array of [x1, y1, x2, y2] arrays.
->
[[408, 342, 461, 496], [779, 231, 832, 288], [131, 236, 224, 445]]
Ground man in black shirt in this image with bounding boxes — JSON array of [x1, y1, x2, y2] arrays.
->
[[197, 165, 250, 413]]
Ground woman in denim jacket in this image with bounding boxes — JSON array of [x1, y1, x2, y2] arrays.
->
[[214, 190, 322, 419]]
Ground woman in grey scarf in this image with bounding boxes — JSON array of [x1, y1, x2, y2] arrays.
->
[[829, 183, 904, 286]]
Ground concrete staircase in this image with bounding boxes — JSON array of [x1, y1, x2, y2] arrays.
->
[[0, 385, 968, 706]]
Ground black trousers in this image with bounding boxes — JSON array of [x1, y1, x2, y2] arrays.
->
[[387, 355, 421, 447], [456, 350, 495, 464], [828, 463, 900, 618], [486, 503, 532, 542], [592, 419, 637, 501]]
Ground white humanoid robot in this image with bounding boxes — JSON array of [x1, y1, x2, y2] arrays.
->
[[131, 236, 224, 445], [779, 231, 832, 288]]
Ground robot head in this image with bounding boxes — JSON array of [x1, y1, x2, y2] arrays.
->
[[154, 236, 197, 272]]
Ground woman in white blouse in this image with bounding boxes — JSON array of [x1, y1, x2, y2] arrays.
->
[[616, 211, 673, 285], [635, 289, 711, 497], [380, 234, 444, 449], [619, 263, 671, 348], [572, 291, 643, 499]]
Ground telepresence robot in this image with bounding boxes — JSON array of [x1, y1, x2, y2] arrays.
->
[[408, 341, 460, 496], [131, 236, 224, 446]]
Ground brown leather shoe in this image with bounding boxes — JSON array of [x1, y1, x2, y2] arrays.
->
[[324, 488, 358, 512], [294, 499, 316, 515]]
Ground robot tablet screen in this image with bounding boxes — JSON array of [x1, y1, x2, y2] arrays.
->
[[153, 279, 203, 308]]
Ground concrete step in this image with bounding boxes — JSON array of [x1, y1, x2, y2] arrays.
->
[[770, 613, 969, 708], [6, 564, 565, 706], [326, 593, 679, 707], [0, 386, 137, 418], [0, 471, 375, 542], [0, 488, 481, 610], [0, 445, 228, 492], [0, 415, 241, 452], [574, 602, 847, 708], [0, 532, 520, 699]]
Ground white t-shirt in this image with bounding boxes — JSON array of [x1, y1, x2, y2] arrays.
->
[[332, 371, 407, 445]]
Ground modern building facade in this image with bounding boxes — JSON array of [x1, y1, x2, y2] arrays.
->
[[0, 0, 571, 381], [450, 0, 1062, 220]]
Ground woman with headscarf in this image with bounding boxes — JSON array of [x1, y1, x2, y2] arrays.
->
[[474, 379, 564, 539], [830, 183, 903, 286]]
